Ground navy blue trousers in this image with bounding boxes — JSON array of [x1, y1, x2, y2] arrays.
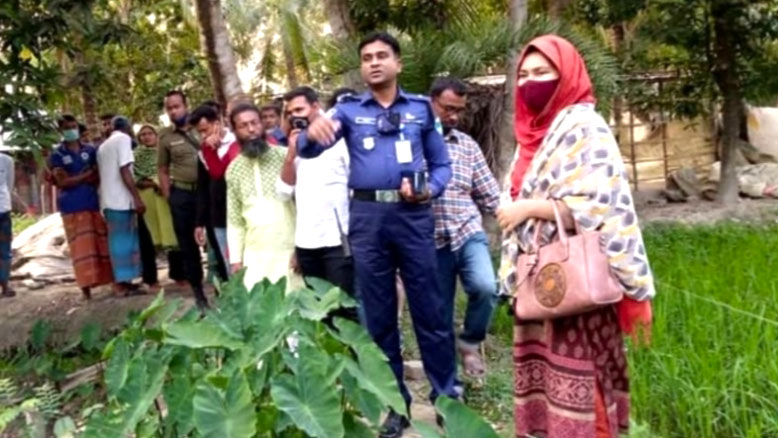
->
[[349, 200, 458, 406]]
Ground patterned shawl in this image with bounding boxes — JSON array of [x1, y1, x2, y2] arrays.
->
[[133, 146, 158, 182], [499, 103, 655, 301]]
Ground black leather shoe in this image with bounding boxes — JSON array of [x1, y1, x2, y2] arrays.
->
[[195, 294, 210, 315], [379, 410, 410, 438]]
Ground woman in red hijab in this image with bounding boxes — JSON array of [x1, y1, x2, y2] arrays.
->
[[496, 35, 655, 438]]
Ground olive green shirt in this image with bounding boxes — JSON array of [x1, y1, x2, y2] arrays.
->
[[157, 126, 201, 183]]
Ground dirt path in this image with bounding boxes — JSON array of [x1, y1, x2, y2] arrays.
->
[[637, 197, 778, 225], [0, 279, 206, 351]]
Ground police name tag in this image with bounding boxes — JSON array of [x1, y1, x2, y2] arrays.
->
[[363, 137, 375, 150], [395, 140, 412, 163]]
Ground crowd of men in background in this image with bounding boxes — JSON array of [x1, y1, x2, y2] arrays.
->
[[11, 31, 503, 438]]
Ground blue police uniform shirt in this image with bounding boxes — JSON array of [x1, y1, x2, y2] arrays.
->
[[269, 127, 288, 146], [49, 142, 100, 214], [297, 89, 452, 197]]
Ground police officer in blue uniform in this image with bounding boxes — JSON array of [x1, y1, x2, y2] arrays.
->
[[297, 32, 458, 437]]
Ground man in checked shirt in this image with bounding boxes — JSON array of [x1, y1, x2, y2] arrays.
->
[[429, 77, 501, 380]]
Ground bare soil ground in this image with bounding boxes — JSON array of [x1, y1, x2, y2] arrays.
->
[[0, 274, 210, 352], [636, 196, 778, 225]]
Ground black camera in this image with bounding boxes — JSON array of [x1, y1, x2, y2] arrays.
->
[[290, 117, 309, 130]]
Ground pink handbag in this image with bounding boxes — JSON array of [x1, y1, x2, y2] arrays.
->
[[514, 201, 623, 320]]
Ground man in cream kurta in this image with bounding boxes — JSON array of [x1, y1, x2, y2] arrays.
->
[[226, 103, 296, 290]]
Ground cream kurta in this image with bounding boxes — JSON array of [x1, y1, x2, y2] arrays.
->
[[226, 149, 296, 290]]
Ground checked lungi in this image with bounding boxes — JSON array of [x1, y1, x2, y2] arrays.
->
[[103, 209, 141, 283], [61, 211, 114, 288]]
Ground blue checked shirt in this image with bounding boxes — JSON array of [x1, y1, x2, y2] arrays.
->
[[432, 129, 500, 251]]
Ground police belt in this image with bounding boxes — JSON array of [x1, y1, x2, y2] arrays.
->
[[172, 180, 198, 191], [352, 189, 402, 203]]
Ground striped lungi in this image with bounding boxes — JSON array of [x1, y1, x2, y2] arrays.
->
[[61, 211, 114, 288], [103, 209, 141, 283]]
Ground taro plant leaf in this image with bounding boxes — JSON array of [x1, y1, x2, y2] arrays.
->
[[104, 337, 130, 398], [412, 421, 443, 438], [270, 346, 345, 438], [80, 323, 101, 352], [135, 292, 166, 326], [53, 416, 77, 438], [193, 370, 256, 438], [83, 410, 124, 438], [329, 318, 377, 356], [343, 411, 374, 438], [304, 276, 335, 296], [436, 396, 500, 438], [270, 373, 344, 438], [163, 320, 245, 350], [342, 356, 406, 417], [247, 358, 272, 395], [250, 278, 291, 333], [116, 351, 170, 435], [149, 297, 182, 328], [274, 411, 294, 434], [341, 372, 383, 425], [293, 342, 344, 387], [163, 375, 195, 436], [292, 286, 356, 322], [239, 280, 293, 361], [135, 415, 159, 438], [212, 272, 251, 336], [330, 319, 405, 414]]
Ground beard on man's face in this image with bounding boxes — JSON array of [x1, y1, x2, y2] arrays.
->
[[239, 134, 270, 158]]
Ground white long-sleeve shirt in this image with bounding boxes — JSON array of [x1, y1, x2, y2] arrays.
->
[[276, 139, 350, 249], [0, 153, 14, 213]]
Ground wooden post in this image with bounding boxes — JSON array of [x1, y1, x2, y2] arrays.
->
[[659, 80, 669, 184]]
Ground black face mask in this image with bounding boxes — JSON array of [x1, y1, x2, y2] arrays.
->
[[241, 137, 269, 158], [174, 114, 189, 128]]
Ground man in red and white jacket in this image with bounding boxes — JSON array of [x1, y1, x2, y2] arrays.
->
[[189, 103, 241, 282]]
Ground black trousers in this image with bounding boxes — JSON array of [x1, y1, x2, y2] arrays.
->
[[206, 226, 229, 283], [138, 216, 186, 285], [296, 245, 358, 322], [169, 186, 206, 302]]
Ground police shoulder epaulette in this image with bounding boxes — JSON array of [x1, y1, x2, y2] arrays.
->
[[340, 93, 361, 103], [407, 93, 431, 102]]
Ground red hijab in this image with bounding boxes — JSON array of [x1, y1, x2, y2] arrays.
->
[[510, 35, 596, 199]]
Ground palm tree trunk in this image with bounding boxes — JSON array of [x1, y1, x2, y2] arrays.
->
[[323, 0, 355, 40], [496, 0, 528, 182], [546, 0, 572, 18], [281, 32, 299, 88], [194, 0, 247, 108], [73, 51, 100, 141], [322, 0, 361, 87], [81, 83, 100, 143]]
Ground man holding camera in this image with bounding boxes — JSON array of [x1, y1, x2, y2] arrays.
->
[[297, 32, 458, 437], [278, 86, 357, 321]]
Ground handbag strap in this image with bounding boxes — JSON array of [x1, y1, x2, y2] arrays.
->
[[528, 199, 569, 251]]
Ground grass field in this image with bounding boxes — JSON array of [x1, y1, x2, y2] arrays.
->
[[629, 223, 778, 437], [477, 223, 778, 438]]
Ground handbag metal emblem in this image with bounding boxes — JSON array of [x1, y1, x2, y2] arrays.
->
[[534, 263, 566, 308]]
